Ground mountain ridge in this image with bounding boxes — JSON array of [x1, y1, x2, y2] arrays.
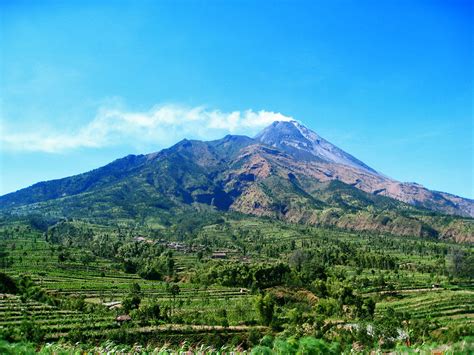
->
[[1, 120, 472, 242], [253, 121, 473, 218]]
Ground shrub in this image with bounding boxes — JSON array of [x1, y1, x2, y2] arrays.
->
[[0, 273, 17, 294], [259, 335, 274, 348], [19, 320, 45, 343], [273, 338, 297, 354], [255, 293, 275, 326], [251, 345, 273, 355], [297, 336, 330, 354]]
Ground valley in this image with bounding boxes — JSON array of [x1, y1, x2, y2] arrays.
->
[[0, 214, 472, 353]]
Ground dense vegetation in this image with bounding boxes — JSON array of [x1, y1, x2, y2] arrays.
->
[[0, 212, 472, 353]]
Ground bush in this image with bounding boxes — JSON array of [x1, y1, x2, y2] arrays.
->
[[297, 336, 330, 354], [255, 293, 275, 326], [122, 295, 141, 314], [251, 345, 273, 355], [273, 338, 297, 353], [19, 320, 45, 342], [315, 298, 340, 317], [136, 303, 161, 324], [0, 340, 37, 355], [259, 335, 274, 348], [0, 273, 17, 294], [138, 265, 163, 280]]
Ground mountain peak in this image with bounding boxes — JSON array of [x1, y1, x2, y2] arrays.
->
[[256, 120, 379, 175], [1, 119, 473, 225]]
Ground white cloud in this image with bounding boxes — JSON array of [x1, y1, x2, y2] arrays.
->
[[0, 104, 293, 153]]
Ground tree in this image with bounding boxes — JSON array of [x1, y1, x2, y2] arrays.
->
[[197, 250, 203, 261], [0, 272, 18, 294], [298, 337, 331, 354], [137, 303, 161, 323], [449, 250, 474, 279], [139, 264, 163, 280], [289, 250, 309, 272], [123, 283, 142, 314], [355, 297, 376, 319], [79, 252, 96, 270], [123, 259, 137, 273], [0, 251, 11, 270], [311, 280, 328, 298], [130, 282, 142, 296], [167, 283, 180, 316], [58, 252, 67, 263], [166, 253, 175, 276], [255, 293, 275, 326], [122, 295, 141, 314], [169, 283, 180, 300], [374, 307, 405, 349]]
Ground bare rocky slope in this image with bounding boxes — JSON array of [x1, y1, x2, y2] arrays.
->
[[255, 121, 474, 218]]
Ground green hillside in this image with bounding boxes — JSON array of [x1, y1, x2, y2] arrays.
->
[[0, 215, 472, 352]]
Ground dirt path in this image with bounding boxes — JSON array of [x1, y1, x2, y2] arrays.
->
[[47, 324, 267, 340], [364, 287, 474, 296], [134, 324, 267, 333]]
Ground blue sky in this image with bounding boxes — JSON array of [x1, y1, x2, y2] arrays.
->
[[0, 0, 472, 198]]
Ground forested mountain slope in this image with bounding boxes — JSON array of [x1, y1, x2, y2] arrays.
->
[[1, 121, 472, 242]]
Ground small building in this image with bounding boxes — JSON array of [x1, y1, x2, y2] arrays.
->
[[116, 314, 131, 324], [211, 252, 227, 259], [103, 301, 123, 310], [103, 301, 121, 307], [133, 236, 154, 244]]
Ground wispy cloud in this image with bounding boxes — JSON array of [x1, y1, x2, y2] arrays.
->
[[1, 104, 293, 153]]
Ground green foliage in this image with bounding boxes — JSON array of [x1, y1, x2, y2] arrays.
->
[[167, 283, 180, 298], [297, 336, 332, 354], [195, 261, 291, 288], [19, 320, 45, 343], [273, 337, 298, 353], [0, 273, 18, 294], [251, 336, 340, 355], [122, 295, 141, 314], [259, 335, 274, 348], [255, 293, 275, 326], [134, 303, 161, 324], [374, 306, 407, 349], [449, 249, 474, 279], [0, 340, 37, 355], [315, 297, 340, 317], [122, 282, 142, 314], [251, 345, 273, 354], [0, 215, 472, 352]]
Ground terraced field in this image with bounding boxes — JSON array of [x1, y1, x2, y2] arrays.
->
[[0, 294, 260, 347], [376, 289, 474, 327], [0, 227, 260, 346], [0, 294, 116, 341], [0, 220, 472, 351]]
